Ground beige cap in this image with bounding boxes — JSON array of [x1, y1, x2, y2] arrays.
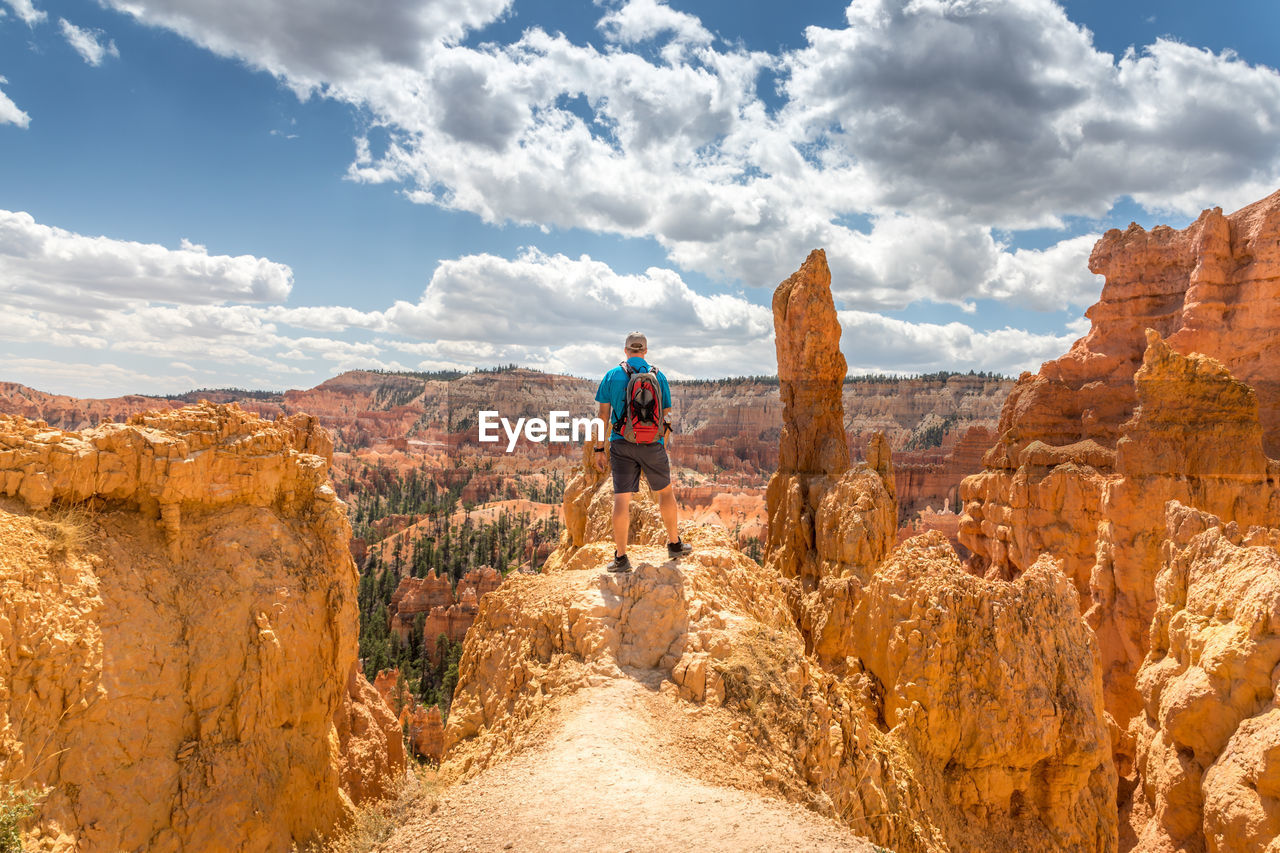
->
[[624, 332, 647, 352]]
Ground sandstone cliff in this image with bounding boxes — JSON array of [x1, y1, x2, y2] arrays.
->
[[963, 331, 1280, 776], [957, 187, 1280, 851], [1132, 502, 1280, 852], [961, 188, 1280, 590], [4, 363, 1010, 512], [765, 251, 1115, 850], [386, 566, 503, 661], [438, 451, 1114, 852], [0, 403, 404, 851]]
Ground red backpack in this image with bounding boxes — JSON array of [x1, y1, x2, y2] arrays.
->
[[615, 362, 663, 444]]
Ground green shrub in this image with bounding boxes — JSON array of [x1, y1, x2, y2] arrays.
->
[[0, 783, 47, 853]]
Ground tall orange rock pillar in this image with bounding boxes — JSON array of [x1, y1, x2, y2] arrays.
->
[[764, 250, 896, 589], [765, 250, 849, 589]]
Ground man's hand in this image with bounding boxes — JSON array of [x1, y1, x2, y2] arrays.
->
[[593, 446, 608, 472]]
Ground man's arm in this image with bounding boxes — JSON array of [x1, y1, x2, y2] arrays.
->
[[593, 401, 611, 470]]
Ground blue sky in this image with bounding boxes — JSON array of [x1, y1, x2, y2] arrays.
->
[[2, 0, 1279, 396]]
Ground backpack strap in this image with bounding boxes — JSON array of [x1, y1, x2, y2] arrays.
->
[[612, 362, 630, 434]]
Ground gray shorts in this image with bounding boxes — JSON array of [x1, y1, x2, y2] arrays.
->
[[609, 441, 671, 493]]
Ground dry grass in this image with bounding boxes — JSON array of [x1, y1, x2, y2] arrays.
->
[[295, 763, 440, 853], [40, 507, 92, 556], [712, 625, 803, 735]]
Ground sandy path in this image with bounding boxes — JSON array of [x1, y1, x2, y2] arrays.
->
[[378, 676, 877, 853]]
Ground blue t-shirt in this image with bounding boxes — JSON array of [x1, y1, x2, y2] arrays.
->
[[595, 356, 672, 443]]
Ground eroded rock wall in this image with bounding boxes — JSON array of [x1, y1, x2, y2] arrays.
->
[[1132, 502, 1280, 852], [1088, 333, 1280, 766], [0, 403, 403, 852], [961, 188, 1280, 587], [803, 533, 1116, 851]]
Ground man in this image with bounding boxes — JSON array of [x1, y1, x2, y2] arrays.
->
[[593, 332, 692, 572]]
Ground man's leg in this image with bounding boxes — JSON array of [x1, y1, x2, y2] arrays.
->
[[613, 491, 633, 556], [654, 484, 679, 543]]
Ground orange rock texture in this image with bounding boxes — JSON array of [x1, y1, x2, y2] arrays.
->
[[0, 403, 404, 851], [961, 188, 1280, 591], [372, 668, 445, 763], [1090, 334, 1279, 763], [387, 565, 502, 660], [964, 330, 1280, 779], [758, 252, 1114, 850], [334, 661, 407, 804], [957, 186, 1280, 849], [1132, 502, 1280, 852], [802, 534, 1115, 850], [764, 250, 896, 589], [445, 475, 1115, 851], [446, 507, 952, 850]]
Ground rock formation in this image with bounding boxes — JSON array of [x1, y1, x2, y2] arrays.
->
[[0, 403, 404, 851], [387, 565, 503, 659], [764, 250, 897, 589], [334, 661, 407, 804], [803, 534, 1116, 850], [443, 465, 1115, 851], [965, 329, 1280, 779], [372, 669, 445, 763], [4, 354, 1010, 498], [1132, 502, 1280, 852], [1089, 334, 1279, 764], [957, 187, 1280, 848], [894, 425, 996, 517], [961, 188, 1280, 591]]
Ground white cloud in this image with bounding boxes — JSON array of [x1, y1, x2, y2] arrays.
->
[[0, 209, 294, 310], [380, 247, 772, 350], [2, 0, 44, 25], [99, 0, 512, 93], [0, 77, 30, 128], [86, 0, 1280, 316], [989, 234, 1100, 309], [598, 0, 713, 48], [1, 355, 197, 398], [0, 208, 1086, 396], [780, 2, 1280, 224], [58, 19, 120, 66], [838, 311, 1081, 376]]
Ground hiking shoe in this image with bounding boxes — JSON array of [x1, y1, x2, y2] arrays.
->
[[667, 538, 692, 558], [607, 552, 631, 573]]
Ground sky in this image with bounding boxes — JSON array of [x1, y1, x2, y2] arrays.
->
[[2, 0, 1279, 397]]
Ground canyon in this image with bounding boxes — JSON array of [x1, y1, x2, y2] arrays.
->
[[4, 188, 1279, 852], [403, 190, 1280, 852], [959, 187, 1280, 848], [0, 361, 1011, 538]]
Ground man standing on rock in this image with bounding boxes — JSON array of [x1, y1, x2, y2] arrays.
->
[[593, 332, 692, 572]]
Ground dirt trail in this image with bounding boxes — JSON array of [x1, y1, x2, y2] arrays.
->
[[378, 674, 877, 853]]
